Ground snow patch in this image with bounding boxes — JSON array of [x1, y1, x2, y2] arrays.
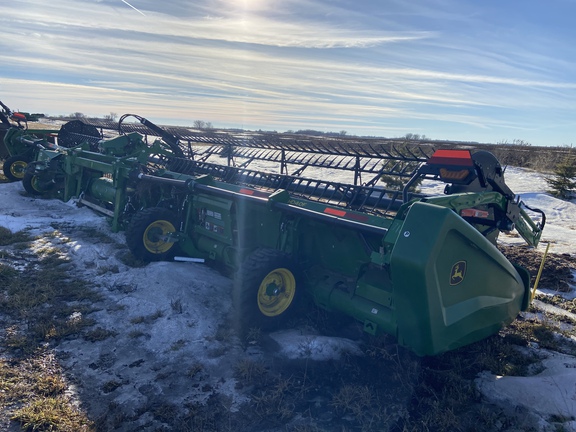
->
[[269, 329, 363, 361]]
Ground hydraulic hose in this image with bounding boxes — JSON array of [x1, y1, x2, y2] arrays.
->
[[118, 114, 184, 158]]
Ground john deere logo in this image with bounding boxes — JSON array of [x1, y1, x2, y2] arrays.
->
[[450, 261, 466, 286]]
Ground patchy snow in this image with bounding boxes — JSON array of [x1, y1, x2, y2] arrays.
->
[[477, 349, 576, 431], [499, 167, 576, 256], [1, 163, 576, 431], [269, 329, 364, 361], [479, 166, 576, 430], [0, 180, 365, 430]]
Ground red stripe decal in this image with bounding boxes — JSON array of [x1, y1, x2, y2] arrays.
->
[[461, 208, 490, 218], [345, 212, 370, 222], [239, 188, 255, 195], [324, 208, 347, 217]]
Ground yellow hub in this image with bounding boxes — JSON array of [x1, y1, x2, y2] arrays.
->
[[28, 175, 42, 192], [257, 268, 296, 316], [142, 219, 175, 254], [10, 161, 27, 179]]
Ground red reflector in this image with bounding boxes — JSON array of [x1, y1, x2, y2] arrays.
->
[[461, 208, 490, 218], [324, 207, 347, 217], [239, 188, 254, 195], [427, 149, 474, 166]]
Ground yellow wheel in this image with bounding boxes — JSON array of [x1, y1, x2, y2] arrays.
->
[[143, 219, 176, 254], [10, 160, 27, 179], [235, 248, 301, 330], [126, 208, 179, 261], [257, 268, 296, 317], [3, 155, 29, 181], [23, 172, 52, 195]]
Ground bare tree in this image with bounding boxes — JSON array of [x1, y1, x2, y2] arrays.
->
[[404, 133, 427, 141], [193, 120, 206, 130], [193, 120, 214, 130]]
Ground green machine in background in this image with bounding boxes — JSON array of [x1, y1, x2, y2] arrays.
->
[[0, 99, 58, 181], [0, 99, 101, 181], [24, 115, 545, 356]]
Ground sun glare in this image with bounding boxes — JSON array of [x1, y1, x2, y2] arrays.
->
[[238, 0, 267, 11]]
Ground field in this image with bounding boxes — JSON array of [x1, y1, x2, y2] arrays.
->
[[0, 140, 576, 432]]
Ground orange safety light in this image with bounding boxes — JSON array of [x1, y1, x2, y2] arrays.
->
[[439, 168, 471, 181]]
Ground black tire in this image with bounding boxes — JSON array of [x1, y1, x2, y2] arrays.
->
[[3, 155, 29, 181], [125, 207, 179, 261], [234, 248, 301, 331], [22, 171, 52, 195]]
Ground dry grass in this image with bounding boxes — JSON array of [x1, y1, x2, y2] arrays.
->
[[1, 351, 94, 431], [0, 226, 33, 246], [0, 227, 97, 431], [25, 122, 59, 130], [12, 396, 94, 432]]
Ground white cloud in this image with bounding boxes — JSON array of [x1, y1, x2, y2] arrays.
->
[[1, 0, 576, 145], [0, 1, 431, 49]]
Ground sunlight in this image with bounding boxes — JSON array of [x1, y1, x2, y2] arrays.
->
[[239, 0, 267, 10], [224, 0, 269, 14]]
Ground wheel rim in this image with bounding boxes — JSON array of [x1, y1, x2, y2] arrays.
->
[[29, 175, 43, 192], [10, 161, 27, 179], [257, 268, 296, 316], [142, 219, 175, 254]]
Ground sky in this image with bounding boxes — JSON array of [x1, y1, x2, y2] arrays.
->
[[1, 0, 576, 146]]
